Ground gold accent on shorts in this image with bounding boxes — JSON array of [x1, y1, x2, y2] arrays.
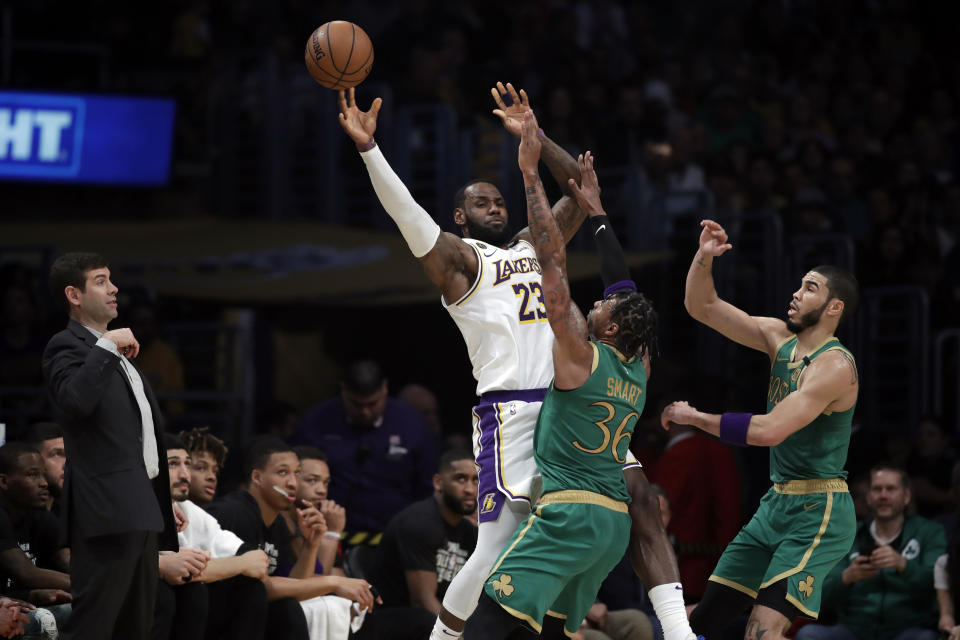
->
[[786, 592, 819, 619], [708, 575, 758, 599], [773, 478, 848, 495], [538, 490, 628, 513]]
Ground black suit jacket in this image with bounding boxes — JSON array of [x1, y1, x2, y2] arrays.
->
[[41, 319, 177, 550]]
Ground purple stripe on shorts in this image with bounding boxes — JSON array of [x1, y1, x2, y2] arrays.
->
[[478, 388, 548, 405], [474, 402, 506, 523]]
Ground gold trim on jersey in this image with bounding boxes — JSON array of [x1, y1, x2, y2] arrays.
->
[[708, 575, 758, 598], [538, 490, 628, 514], [545, 610, 567, 619], [786, 337, 839, 369], [760, 491, 834, 588], [774, 335, 796, 355], [513, 238, 536, 252], [590, 343, 600, 374], [773, 478, 848, 494], [786, 592, 819, 618], [453, 242, 484, 307]]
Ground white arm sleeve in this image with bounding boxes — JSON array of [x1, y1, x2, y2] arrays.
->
[[360, 145, 441, 258], [935, 553, 949, 590]]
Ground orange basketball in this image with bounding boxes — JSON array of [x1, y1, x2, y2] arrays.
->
[[304, 21, 374, 90]]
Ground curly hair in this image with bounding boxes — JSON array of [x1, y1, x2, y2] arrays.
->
[[178, 426, 228, 468], [609, 291, 658, 358]]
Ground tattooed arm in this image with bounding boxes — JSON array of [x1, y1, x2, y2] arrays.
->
[[518, 111, 593, 390], [685, 219, 789, 358], [491, 82, 585, 244]]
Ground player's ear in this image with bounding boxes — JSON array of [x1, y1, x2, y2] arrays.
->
[[432, 473, 442, 493], [453, 208, 466, 226], [828, 298, 844, 318], [251, 469, 261, 488]]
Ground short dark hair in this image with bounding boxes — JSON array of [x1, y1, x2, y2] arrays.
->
[[49, 252, 109, 314], [243, 435, 294, 478], [0, 442, 40, 475], [811, 265, 859, 323], [453, 179, 490, 211], [870, 464, 910, 489], [438, 448, 473, 473], [179, 427, 228, 468], [293, 446, 328, 464], [610, 291, 658, 357], [342, 359, 385, 395], [163, 433, 188, 453], [22, 422, 63, 447]]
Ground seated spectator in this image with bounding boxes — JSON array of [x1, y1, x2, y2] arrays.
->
[[206, 436, 376, 640], [796, 465, 945, 640], [359, 449, 478, 640], [20, 424, 65, 515], [280, 447, 345, 577], [0, 443, 71, 636], [179, 427, 227, 506], [907, 417, 957, 518], [153, 433, 269, 640], [290, 359, 438, 536], [650, 422, 741, 601], [397, 384, 443, 441]]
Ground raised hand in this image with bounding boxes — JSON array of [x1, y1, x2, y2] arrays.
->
[[491, 81, 532, 139], [518, 111, 542, 175], [567, 152, 604, 217], [101, 328, 140, 358], [698, 220, 733, 257], [297, 505, 328, 546], [319, 499, 346, 533], [337, 87, 382, 149]]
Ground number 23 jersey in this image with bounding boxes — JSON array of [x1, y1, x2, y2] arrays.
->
[[443, 238, 555, 396]]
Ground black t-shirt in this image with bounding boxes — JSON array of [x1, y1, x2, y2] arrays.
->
[[205, 490, 295, 576], [369, 497, 477, 607], [0, 505, 62, 593]]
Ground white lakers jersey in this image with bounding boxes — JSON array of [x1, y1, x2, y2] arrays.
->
[[444, 238, 555, 395]]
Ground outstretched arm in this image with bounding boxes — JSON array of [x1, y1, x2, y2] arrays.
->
[[660, 349, 858, 446], [338, 88, 479, 303], [492, 82, 585, 243], [685, 219, 788, 358], [518, 112, 593, 389]]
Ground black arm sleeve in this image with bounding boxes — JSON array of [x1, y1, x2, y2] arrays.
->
[[588, 215, 635, 295]]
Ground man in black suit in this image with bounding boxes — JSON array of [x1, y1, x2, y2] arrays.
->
[[41, 252, 177, 640]]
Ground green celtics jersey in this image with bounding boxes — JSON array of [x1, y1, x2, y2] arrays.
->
[[767, 336, 856, 482], [534, 341, 647, 502]]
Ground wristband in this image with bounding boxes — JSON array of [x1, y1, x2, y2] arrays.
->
[[357, 137, 376, 152], [536, 128, 544, 140], [322, 531, 342, 541], [719, 412, 752, 447]]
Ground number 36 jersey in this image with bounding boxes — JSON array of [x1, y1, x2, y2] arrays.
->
[[444, 238, 555, 396]]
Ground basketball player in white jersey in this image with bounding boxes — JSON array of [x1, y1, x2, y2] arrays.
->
[[337, 82, 695, 640]]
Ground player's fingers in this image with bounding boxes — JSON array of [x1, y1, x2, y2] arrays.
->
[[519, 88, 529, 106], [584, 151, 594, 171], [338, 90, 348, 113], [490, 87, 505, 109], [492, 109, 507, 123], [348, 87, 356, 108], [370, 97, 382, 116], [506, 82, 520, 103]]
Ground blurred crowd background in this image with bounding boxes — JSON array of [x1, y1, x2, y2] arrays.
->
[[1, 0, 959, 551]]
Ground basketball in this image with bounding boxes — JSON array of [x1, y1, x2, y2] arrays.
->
[[304, 21, 374, 90]]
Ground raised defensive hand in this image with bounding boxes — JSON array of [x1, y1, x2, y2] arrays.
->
[[491, 81, 532, 138], [660, 400, 697, 431], [698, 219, 733, 257], [567, 151, 604, 217], [337, 87, 382, 148], [518, 111, 542, 175]]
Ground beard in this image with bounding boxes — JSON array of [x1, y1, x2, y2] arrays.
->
[[786, 299, 829, 334], [442, 489, 477, 516], [463, 216, 513, 247]]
